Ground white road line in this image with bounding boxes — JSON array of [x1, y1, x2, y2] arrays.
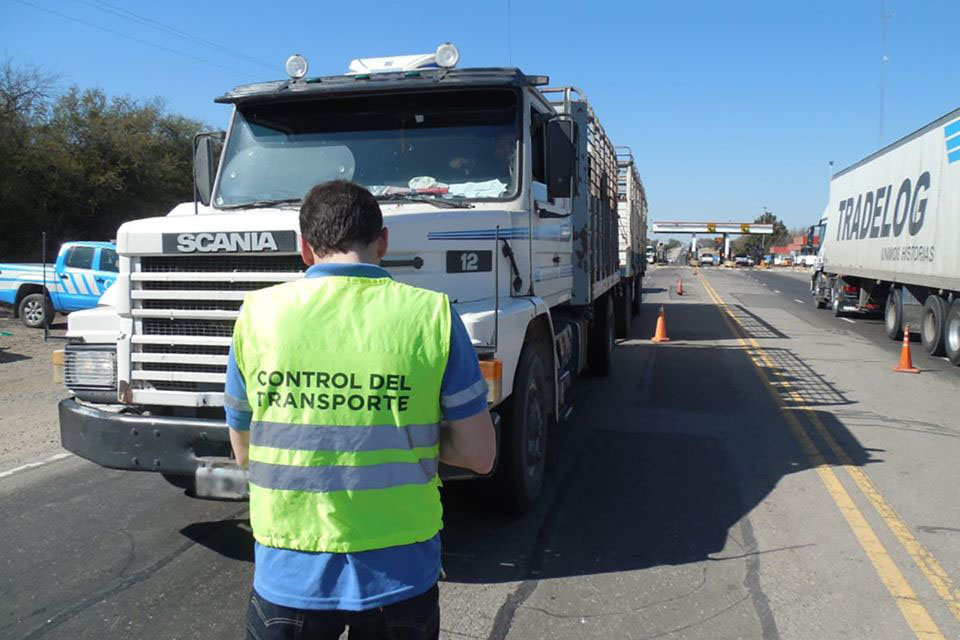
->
[[794, 299, 805, 304], [774, 289, 781, 294], [0, 452, 72, 479], [841, 318, 856, 324]]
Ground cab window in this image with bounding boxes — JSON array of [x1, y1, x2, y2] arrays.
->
[[65, 246, 95, 270], [99, 248, 119, 273]]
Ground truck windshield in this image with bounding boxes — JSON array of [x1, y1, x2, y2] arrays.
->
[[215, 89, 520, 208]]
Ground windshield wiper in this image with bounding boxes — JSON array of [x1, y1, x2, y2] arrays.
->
[[219, 198, 302, 210], [375, 193, 474, 209]]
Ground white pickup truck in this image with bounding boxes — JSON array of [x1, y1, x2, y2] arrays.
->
[[57, 45, 643, 511]]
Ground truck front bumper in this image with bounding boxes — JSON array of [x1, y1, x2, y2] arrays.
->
[[59, 398, 232, 476]]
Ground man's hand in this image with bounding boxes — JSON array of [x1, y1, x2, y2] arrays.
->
[[439, 411, 496, 474]]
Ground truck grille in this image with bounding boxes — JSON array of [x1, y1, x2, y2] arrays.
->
[[130, 254, 303, 394]]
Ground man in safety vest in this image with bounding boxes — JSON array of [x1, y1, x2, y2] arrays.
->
[[226, 180, 496, 639]]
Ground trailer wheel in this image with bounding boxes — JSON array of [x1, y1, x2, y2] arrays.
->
[[587, 293, 614, 376], [19, 293, 51, 328], [615, 283, 632, 339], [494, 343, 548, 513], [921, 295, 948, 356], [944, 300, 960, 367], [884, 289, 903, 340]]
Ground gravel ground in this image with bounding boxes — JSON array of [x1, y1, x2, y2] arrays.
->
[[0, 306, 71, 471]]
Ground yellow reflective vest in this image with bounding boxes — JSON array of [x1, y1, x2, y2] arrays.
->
[[233, 274, 451, 553]]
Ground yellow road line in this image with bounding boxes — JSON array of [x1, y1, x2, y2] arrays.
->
[[696, 272, 945, 639], [699, 271, 960, 624]]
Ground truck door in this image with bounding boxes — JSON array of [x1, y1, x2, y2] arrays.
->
[[58, 245, 100, 311]]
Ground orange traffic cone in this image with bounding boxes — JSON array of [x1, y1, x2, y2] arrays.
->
[[651, 305, 670, 342], [893, 324, 919, 373], [676, 277, 684, 296]]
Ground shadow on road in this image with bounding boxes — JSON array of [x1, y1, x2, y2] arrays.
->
[[0, 347, 31, 363], [180, 519, 254, 563], [440, 308, 874, 586]]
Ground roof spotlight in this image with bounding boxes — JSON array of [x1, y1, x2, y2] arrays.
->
[[285, 54, 309, 80], [434, 43, 460, 69]]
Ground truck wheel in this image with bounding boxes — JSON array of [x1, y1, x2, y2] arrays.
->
[[921, 295, 948, 356], [944, 300, 960, 366], [831, 281, 844, 318], [814, 273, 827, 308], [494, 344, 548, 513], [587, 293, 614, 376], [615, 283, 632, 339], [884, 289, 903, 340], [631, 276, 641, 316], [19, 293, 50, 328]]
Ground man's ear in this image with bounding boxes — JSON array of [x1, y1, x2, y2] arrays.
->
[[300, 235, 316, 266], [376, 227, 389, 260]]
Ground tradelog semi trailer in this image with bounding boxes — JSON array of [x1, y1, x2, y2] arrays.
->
[[57, 45, 635, 512], [614, 146, 646, 338], [812, 106, 960, 365]]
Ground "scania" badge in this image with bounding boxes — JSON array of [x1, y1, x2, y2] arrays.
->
[[161, 231, 297, 253]]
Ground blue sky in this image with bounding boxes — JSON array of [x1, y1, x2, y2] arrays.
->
[[3, 0, 958, 233]]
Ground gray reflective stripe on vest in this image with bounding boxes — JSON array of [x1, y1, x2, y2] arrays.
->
[[250, 422, 439, 452], [440, 378, 488, 409], [248, 458, 438, 492]]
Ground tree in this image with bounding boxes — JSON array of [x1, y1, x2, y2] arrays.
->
[[732, 211, 789, 258], [0, 61, 205, 260]]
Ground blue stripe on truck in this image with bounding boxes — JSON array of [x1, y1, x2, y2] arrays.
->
[[945, 119, 960, 139]]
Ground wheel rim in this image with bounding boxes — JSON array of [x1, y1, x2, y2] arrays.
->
[[923, 309, 937, 344], [948, 315, 960, 354], [23, 300, 44, 324], [523, 378, 545, 477]]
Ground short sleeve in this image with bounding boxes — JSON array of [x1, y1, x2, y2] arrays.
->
[[225, 339, 252, 431], [440, 307, 488, 421]]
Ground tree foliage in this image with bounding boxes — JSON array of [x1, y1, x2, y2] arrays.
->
[[0, 61, 205, 260], [731, 211, 790, 258]]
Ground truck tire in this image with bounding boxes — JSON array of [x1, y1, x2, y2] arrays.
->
[[944, 300, 960, 366], [813, 273, 827, 309], [615, 282, 631, 339], [494, 343, 548, 513], [831, 281, 844, 318], [631, 275, 641, 316], [19, 293, 51, 328], [587, 293, 614, 376], [921, 295, 948, 356], [884, 289, 903, 340]]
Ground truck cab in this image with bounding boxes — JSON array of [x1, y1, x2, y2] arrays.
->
[[57, 45, 629, 511]]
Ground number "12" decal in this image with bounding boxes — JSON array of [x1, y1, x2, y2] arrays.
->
[[446, 250, 493, 273]]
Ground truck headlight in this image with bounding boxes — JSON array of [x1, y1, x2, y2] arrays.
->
[[64, 344, 117, 392]]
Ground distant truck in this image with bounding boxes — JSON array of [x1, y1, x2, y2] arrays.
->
[[0, 241, 118, 327], [812, 106, 960, 365]]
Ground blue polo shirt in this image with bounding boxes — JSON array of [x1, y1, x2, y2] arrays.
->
[[224, 262, 488, 611]]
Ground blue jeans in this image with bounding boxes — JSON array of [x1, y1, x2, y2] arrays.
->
[[245, 584, 440, 640]]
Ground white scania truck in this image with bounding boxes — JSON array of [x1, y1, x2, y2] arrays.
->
[[57, 45, 644, 511], [812, 106, 960, 365], [614, 147, 647, 339]]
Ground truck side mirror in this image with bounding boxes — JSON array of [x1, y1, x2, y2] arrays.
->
[[193, 131, 225, 207], [545, 119, 577, 199]]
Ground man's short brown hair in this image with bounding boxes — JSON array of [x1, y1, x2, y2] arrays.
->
[[299, 181, 383, 257]]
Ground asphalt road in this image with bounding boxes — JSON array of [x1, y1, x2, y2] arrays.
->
[[3, 267, 960, 639]]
